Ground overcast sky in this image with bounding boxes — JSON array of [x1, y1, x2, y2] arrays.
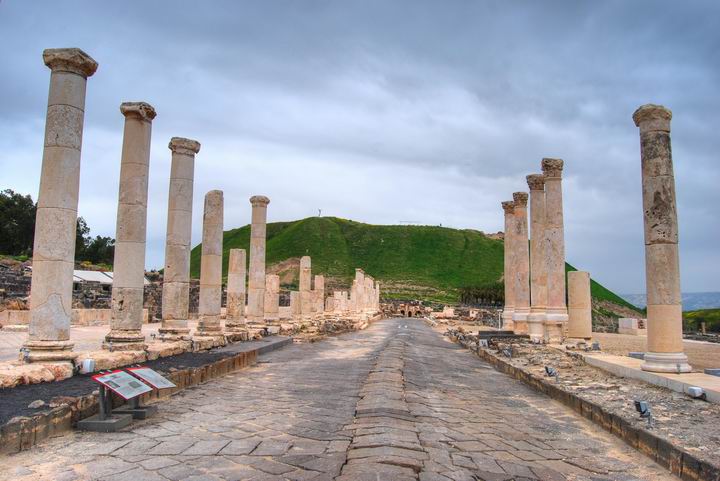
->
[[1, 1, 718, 294]]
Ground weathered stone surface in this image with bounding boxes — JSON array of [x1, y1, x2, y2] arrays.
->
[[510, 192, 529, 334], [196, 190, 224, 337], [247, 195, 270, 323]]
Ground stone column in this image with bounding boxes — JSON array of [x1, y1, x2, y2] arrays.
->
[[290, 291, 301, 320], [196, 190, 224, 337], [633, 104, 691, 373], [225, 248, 246, 331], [313, 275, 325, 313], [264, 274, 280, 322], [299, 256, 313, 316], [103, 102, 156, 351], [526, 175, 547, 342], [542, 158, 568, 342], [375, 281, 381, 310], [501, 200, 516, 331], [511, 192, 530, 334], [25, 48, 98, 362], [159, 137, 200, 340], [354, 269, 365, 312], [567, 271, 592, 340], [246, 195, 270, 324], [333, 291, 343, 313]]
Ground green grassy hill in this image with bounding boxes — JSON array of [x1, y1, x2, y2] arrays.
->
[[190, 216, 636, 310]]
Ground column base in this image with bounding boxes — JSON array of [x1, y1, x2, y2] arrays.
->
[[22, 340, 76, 363], [641, 352, 692, 373], [103, 330, 146, 352], [512, 309, 529, 334], [501, 309, 515, 331], [527, 310, 546, 343], [158, 327, 192, 341]]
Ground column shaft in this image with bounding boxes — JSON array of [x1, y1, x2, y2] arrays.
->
[[567, 271, 592, 339], [501, 201, 516, 330], [511, 192, 530, 334], [526, 175, 547, 342], [160, 137, 200, 339], [299, 256, 313, 316], [225, 248, 247, 331], [104, 102, 156, 351], [196, 190, 224, 336], [264, 274, 280, 322], [542, 158, 568, 342], [633, 104, 691, 373], [246, 195, 270, 323], [313, 275, 325, 313], [25, 48, 98, 362]]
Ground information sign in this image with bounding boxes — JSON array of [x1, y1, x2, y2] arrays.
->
[[127, 366, 177, 389], [92, 370, 153, 400]]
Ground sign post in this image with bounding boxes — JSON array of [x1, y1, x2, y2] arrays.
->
[[115, 366, 177, 419], [77, 370, 153, 432]]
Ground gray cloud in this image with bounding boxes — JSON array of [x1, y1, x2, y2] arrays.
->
[[0, 0, 718, 294]]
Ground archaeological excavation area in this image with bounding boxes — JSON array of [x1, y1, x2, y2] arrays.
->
[[1, 47, 719, 481]]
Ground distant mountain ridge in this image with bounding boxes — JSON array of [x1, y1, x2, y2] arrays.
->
[[621, 292, 720, 311]]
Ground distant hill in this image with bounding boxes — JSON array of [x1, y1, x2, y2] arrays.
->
[[621, 292, 720, 311], [190, 216, 638, 315]]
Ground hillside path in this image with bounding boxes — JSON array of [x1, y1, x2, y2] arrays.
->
[[0, 319, 678, 480]]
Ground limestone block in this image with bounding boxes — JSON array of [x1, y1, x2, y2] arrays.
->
[[567, 271, 591, 339], [44, 104, 84, 150], [47, 70, 88, 109], [644, 243, 681, 305], [641, 175, 678, 244], [167, 178, 194, 214], [31, 208, 77, 262], [110, 287, 144, 329], [115, 203, 148, 243], [163, 244, 191, 282], [36, 147, 81, 210], [168, 154, 196, 181], [118, 164, 150, 207], [111, 242, 146, 288], [162, 281, 189, 320]]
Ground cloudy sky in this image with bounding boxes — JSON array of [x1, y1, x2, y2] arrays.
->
[[1, 1, 718, 295]]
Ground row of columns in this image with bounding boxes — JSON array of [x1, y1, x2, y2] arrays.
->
[[500, 104, 690, 373]]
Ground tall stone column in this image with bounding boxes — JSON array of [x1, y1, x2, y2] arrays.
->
[[542, 158, 568, 342], [511, 192, 530, 334], [313, 275, 325, 313], [375, 281, 381, 310], [225, 248, 246, 331], [354, 269, 366, 312], [159, 137, 200, 340], [103, 102, 156, 351], [501, 200, 516, 331], [196, 190, 224, 337], [299, 256, 313, 316], [633, 104, 691, 373], [264, 274, 280, 322], [567, 271, 592, 340], [526, 174, 548, 342], [246, 195, 270, 324], [25, 48, 98, 362], [333, 291, 343, 313]]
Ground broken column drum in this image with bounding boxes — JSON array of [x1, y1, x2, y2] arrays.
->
[[299, 256, 313, 316], [196, 190, 224, 336], [225, 248, 247, 331], [25, 48, 98, 362], [104, 101, 156, 351], [632, 104, 691, 373], [159, 137, 201, 339], [567, 271, 592, 340], [264, 274, 280, 322]]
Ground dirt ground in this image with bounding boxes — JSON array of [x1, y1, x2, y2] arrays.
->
[[593, 332, 720, 372]]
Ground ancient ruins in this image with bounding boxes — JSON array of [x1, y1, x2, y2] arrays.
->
[[1, 46, 718, 481]]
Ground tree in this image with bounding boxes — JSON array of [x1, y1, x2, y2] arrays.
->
[[75, 217, 114, 265], [0, 189, 36, 256]]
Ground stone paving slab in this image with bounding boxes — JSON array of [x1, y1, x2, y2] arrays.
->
[[0, 319, 681, 480]]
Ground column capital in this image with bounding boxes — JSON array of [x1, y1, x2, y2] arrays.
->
[[512, 192, 528, 207], [501, 201, 515, 214], [43, 48, 98, 78], [526, 174, 545, 191], [633, 104, 672, 132], [169, 137, 201, 155], [120, 102, 157, 122], [541, 158, 564, 179], [249, 195, 270, 207]]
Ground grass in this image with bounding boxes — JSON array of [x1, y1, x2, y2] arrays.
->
[[683, 308, 720, 332], [190, 216, 633, 306]]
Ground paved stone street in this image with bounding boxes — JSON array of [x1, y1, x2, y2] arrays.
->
[[0, 319, 678, 480]]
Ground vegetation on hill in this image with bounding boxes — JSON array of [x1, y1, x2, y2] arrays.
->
[[190, 216, 635, 310], [683, 308, 720, 333]]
